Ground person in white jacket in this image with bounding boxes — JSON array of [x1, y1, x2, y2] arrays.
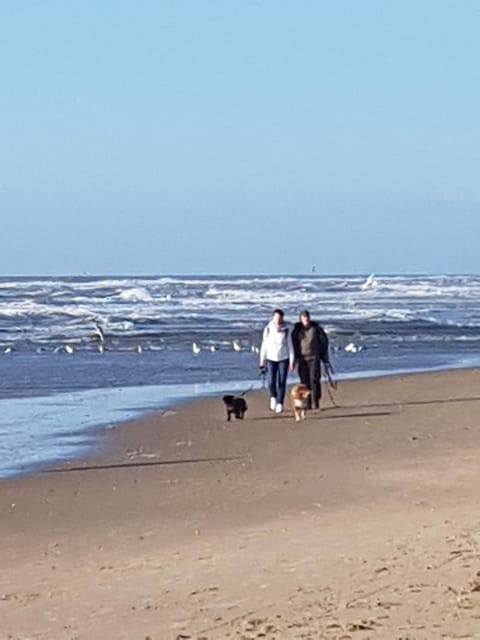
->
[[259, 309, 295, 413]]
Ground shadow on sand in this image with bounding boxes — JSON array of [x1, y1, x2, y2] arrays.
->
[[43, 455, 244, 474]]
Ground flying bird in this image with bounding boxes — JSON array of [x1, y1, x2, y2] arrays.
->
[[361, 274, 376, 290], [92, 322, 105, 344]]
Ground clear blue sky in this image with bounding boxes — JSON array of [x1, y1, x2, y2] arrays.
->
[[1, 1, 478, 276]]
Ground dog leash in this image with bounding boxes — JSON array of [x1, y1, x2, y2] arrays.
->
[[324, 362, 340, 407], [240, 384, 255, 397], [259, 366, 267, 389], [238, 368, 266, 397], [325, 380, 340, 407]]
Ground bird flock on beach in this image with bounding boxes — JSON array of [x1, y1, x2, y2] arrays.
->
[[191, 339, 259, 356], [1, 325, 366, 358], [1, 323, 366, 357]]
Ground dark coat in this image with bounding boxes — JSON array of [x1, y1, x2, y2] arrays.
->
[[292, 320, 330, 363]]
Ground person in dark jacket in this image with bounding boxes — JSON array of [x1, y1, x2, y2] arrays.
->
[[291, 310, 330, 410]]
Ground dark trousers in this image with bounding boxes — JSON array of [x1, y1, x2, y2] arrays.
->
[[266, 359, 289, 404], [298, 358, 321, 408]]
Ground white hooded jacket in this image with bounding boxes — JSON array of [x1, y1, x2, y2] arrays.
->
[[260, 320, 295, 364]]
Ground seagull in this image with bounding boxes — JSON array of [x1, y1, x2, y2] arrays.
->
[[361, 274, 376, 290], [136, 345, 143, 354], [92, 322, 105, 345], [233, 339, 241, 352], [92, 323, 106, 353], [209, 344, 217, 352], [345, 342, 358, 353], [54, 344, 74, 354], [192, 342, 201, 355], [4, 346, 13, 354]]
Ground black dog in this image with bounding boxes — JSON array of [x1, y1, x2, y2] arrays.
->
[[222, 395, 248, 421]]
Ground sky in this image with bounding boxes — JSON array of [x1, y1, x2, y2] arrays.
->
[[0, 1, 479, 276]]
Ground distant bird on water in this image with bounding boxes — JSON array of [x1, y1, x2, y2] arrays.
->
[[345, 342, 363, 353], [233, 339, 241, 352], [92, 322, 106, 353], [192, 342, 201, 355], [92, 322, 105, 344], [361, 274, 376, 290], [55, 344, 74, 354]]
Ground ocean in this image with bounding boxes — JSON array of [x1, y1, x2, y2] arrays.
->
[[1, 274, 479, 478]]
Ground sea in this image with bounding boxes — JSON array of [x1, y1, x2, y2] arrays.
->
[[1, 274, 479, 479]]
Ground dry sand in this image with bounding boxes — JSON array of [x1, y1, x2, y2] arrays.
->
[[2, 369, 480, 639]]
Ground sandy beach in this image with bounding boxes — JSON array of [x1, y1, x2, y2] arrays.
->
[[2, 369, 480, 639]]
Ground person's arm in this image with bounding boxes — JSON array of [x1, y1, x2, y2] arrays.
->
[[317, 326, 330, 364], [259, 326, 268, 367], [287, 326, 295, 371], [291, 324, 299, 360], [318, 327, 337, 388]]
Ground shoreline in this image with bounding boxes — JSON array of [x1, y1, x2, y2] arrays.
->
[[2, 361, 479, 481], [2, 368, 480, 637]]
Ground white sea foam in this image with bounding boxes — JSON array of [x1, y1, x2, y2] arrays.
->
[[0, 274, 479, 352], [116, 287, 153, 302]]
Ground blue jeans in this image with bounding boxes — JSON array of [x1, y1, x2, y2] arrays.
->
[[267, 359, 289, 404]]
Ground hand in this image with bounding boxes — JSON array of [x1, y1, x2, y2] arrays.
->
[[259, 361, 265, 369], [289, 361, 295, 372]]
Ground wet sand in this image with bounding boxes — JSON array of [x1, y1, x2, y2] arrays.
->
[[2, 369, 480, 639]]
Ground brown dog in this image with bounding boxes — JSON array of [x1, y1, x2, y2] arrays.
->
[[290, 384, 311, 422]]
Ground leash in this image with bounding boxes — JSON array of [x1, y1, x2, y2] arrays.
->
[[324, 362, 340, 407], [259, 366, 267, 389], [237, 368, 266, 397], [228, 371, 263, 399], [325, 380, 339, 407], [239, 384, 255, 397], [324, 361, 337, 388]]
